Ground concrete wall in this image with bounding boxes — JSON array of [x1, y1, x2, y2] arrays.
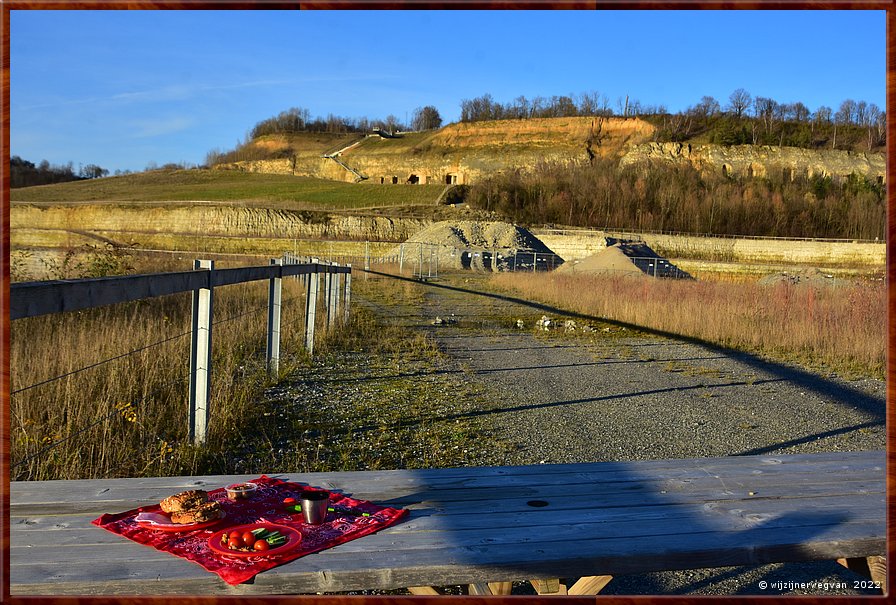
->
[[532, 228, 885, 267]]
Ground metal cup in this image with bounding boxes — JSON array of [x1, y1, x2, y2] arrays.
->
[[300, 490, 330, 525]]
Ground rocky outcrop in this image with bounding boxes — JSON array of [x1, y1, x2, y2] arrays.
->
[[620, 142, 886, 183]]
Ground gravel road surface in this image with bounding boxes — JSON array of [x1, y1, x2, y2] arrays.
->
[[357, 274, 886, 595]]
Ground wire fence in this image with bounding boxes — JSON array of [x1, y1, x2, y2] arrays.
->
[[9, 256, 351, 479]]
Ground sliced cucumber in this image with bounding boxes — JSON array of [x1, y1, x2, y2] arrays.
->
[[251, 528, 269, 538]]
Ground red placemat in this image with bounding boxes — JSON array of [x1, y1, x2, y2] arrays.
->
[[92, 475, 408, 585]]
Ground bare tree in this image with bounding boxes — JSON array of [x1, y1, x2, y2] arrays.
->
[[411, 106, 443, 130], [727, 88, 752, 118]]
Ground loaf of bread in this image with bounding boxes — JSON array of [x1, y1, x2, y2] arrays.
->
[[159, 489, 209, 514], [169, 501, 222, 524]]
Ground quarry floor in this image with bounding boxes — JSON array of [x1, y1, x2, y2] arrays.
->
[[352, 272, 885, 596]]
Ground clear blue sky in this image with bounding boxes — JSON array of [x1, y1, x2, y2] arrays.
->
[[10, 9, 886, 174]]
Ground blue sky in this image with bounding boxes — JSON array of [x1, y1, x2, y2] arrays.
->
[[10, 9, 886, 174]]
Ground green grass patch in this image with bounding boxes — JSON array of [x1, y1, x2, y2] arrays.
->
[[11, 169, 445, 209]]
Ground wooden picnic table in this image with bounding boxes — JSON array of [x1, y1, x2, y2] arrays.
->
[[9, 450, 886, 595]]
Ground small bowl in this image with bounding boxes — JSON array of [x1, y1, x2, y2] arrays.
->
[[225, 482, 258, 500]]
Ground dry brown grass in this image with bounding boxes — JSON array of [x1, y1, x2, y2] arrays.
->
[[9, 275, 320, 481], [489, 272, 884, 379]]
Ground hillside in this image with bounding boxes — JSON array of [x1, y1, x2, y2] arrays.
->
[[213, 117, 657, 184], [212, 116, 886, 188]]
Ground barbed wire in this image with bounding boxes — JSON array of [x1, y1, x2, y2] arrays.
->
[[11, 328, 194, 396], [11, 371, 191, 471], [11, 261, 346, 476]]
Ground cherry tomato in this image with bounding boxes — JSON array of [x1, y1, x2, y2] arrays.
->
[[227, 536, 244, 549], [241, 531, 256, 545], [283, 497, 296, 505], [253, 539, 270, 552]]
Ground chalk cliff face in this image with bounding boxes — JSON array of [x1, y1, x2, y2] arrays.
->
[[620, 142, 886, 182]]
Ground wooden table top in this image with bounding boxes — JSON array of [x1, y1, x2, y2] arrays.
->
[[9, 450, 886, 595]]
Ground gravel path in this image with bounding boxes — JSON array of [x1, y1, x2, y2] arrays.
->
[[360, 274, 886, 595]]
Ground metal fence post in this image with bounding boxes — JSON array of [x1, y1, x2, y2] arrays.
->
[[266, 258, 283, 378], [418, 243, 424, 279], [344, 264, 352, 323], [189, 259, 214, 445], [305, 258, 320, 354]]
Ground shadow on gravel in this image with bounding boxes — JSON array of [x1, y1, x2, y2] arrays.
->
[[339, 377, 788, 436], [364, 270, 886, 448]]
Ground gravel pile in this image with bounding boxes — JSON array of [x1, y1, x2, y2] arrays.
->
[[386, 220, 558, 270]]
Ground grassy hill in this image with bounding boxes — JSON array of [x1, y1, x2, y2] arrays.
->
[[10, 168, 446, 210]]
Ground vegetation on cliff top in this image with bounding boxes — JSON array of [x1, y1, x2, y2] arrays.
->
[[464, 159, 886, 240]]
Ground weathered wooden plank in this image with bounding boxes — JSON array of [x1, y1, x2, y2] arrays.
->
[[10, 521, 885, 595], [10, 450, 884, 506], [11, 515, 884, 575], [9, 450, 883, 495], [8, 452, 886, 594], [11, 490, 884, 553], [12, 469, 881, 522]]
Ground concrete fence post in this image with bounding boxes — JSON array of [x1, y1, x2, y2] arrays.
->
[[323, 264, 333, 327], [332, 261, 342, 323], [266, 258, 283, 378], [189, 259, 214, 445], [328, 262, 339, 328], [304, 258, 320, 354], [344, 264, 352, 323]]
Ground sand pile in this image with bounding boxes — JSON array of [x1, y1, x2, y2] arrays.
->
[[386, 220, 559, 271], [557, 241, 690, 279]]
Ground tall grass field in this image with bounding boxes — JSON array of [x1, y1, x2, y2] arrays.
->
[[489, 272, 885, 380], [10, 276, 320, 482]]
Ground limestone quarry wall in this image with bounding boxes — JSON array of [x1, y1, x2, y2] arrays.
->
[[11, 204, 429, 244], [620, 142, 886, 183]]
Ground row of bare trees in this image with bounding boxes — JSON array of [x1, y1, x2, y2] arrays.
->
[[464, 159, 885, 241], [458, 89, 885, 152], [459, 92, 665, 122]]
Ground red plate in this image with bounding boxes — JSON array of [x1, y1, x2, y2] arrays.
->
[[208, 523, 302, 559], [135, 510, 226, 533]]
